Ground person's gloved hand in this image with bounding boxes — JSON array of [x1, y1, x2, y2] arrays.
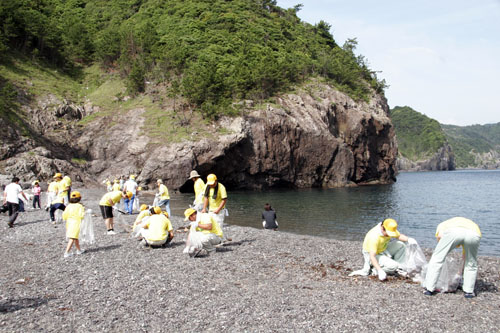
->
[[378, 269, 387, 281], [407, 237, 418, 246]]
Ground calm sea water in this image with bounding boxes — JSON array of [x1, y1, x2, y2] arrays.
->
[[168, 170, 500, 256]]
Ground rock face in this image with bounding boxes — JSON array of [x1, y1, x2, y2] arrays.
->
[[396, 143, 455, 172], [2, 83, 398, 191]]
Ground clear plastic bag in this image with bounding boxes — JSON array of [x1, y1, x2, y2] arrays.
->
[[132, 216, 150, 238], [55, 209, 63, 223], [183, 223, 203, 254], [80, 209, 95, 245], [420, 255, 462, 292], [403, 243, 428, 277], [133, 197, 139, 211]]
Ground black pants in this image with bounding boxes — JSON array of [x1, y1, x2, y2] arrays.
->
[[33, 195, 41, 209], [7, 202, 20, 225], [50, 203, 66, 221]]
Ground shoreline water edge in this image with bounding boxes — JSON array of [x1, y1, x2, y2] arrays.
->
[[1, 187, 499, 331]]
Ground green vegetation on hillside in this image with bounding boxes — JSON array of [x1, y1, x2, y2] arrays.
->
[[0, 0, 387, 119], [442, 123, 500, 168], [390, 106, 447, 160]]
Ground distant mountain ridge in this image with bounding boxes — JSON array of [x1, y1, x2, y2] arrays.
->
[[391, 106, 500, 170]]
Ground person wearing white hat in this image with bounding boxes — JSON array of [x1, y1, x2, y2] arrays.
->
[[188, 170, 205, 211], [349, 218, 417, 281], [423, 217, 481, 298]]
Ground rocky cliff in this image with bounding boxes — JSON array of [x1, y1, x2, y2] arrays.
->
[[396, 143, 455, 172], [2, 82, 397, 191]]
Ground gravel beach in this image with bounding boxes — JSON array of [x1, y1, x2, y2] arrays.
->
[[1, 188, 499, 332]]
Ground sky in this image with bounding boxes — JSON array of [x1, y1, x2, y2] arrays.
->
[[276, 0, 500, 126]]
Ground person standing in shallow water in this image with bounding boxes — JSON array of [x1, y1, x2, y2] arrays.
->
[[262, 203, 278, 230]]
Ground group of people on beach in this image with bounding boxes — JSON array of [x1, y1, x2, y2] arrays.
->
[[2, 171, 480, 297]]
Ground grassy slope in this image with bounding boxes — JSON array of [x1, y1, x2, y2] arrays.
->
[[0, 54, 234, 145], [390, 106, 447, 160], [442, 123, 500, 168]]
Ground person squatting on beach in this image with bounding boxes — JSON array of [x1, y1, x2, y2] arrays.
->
[[189, 170, 205, 211], [62, 191, 86, 258], [262, 203, 278, 230], [2, 177, 29, 228], [133, 204, 151, 232], [350, 218, 417, 281], [123, 175, 138, 215], [32, 181, 42, 209], [423, 217, 481, 298], [201, 174, 229, 240], [99, 190, 133, 235], [156, 179, 171, 218], [184, 208, 223, 257], [139, 206, 174, 247]]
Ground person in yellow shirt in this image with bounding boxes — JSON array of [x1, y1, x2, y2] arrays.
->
[[99, 190, 132, 235], [140, 207, 174, 247], [184, 208, 223, 257], [156, 179, 171, 218], [62, 191, 86, 258], [133, 204, 151, 232], [49, 196, 66, 224], [58, 176, 72, 205], [201, 174, 229, 240], [188, 170, 205, 211], [45, 173, 62, 210], [112, 179, 121, 192], [349, 218, 417, 281], [423, 217, 481, 298]]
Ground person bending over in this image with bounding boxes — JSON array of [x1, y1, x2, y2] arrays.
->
[[99, 190, 132, 235]]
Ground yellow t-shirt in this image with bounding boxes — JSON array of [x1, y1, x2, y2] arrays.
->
[[112, 183, 121, 191], [51, 196, 64, 205], [48, 181, 59, 193], [144, 214, 173, 241], [159, 184, 170, 200], [135, 210, 151, 224], [436, 217, 481, 238], [197, 213, 223, 238], [62, 203, 85, 223], [57, 178, 71, 199], [194, 178, 205, 204], [99, 191, 123, 206], [362, 223, 400, 254], [204, 183, 227, 212]]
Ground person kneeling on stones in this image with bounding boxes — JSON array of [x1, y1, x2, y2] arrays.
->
[[184, 208, 223, 257], [99, 190, 133, 235], [62, 191, 86, 258], [132, 204, 150, 232], [423, 217, 481, 298], [139, 206, 174, 248], [349, 218, 417, 281]]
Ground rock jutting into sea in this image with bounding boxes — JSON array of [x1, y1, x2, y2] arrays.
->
[[2, 82, 397, 191], [0, 188, 499, 332]]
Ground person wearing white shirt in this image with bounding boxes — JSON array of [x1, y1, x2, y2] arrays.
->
[[123, 175, 139, 214], [2, 177, 28, 227]]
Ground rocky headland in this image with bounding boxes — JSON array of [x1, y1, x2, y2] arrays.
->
[[2, 82, 397, 191]]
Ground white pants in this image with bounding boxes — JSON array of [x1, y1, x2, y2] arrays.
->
[[200, 233, 222, 252], [424, 228, 480, 293], [361, 241, 407, 274]]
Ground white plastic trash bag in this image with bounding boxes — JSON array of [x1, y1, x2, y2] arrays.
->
[[403, 243, 428, 276], [420, 255, 462, 292], [55, 209, 63, 223], [183, 223, 203, 254], [80, 209, 95, 245], [132, 216, 150, 238], [133, 197, 140, 211]]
